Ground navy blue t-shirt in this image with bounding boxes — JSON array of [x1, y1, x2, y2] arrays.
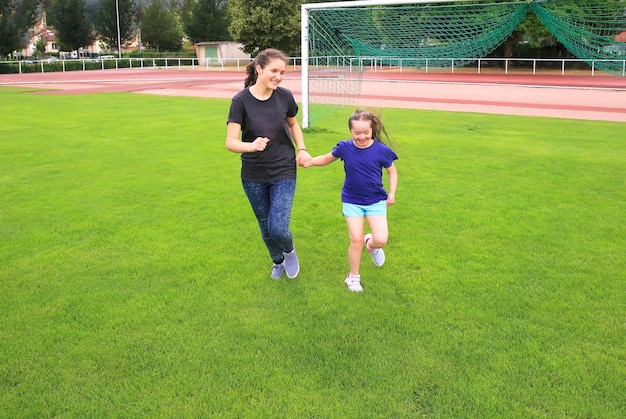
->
[[332, 140, 398, 205], [227, 87, 299, 182]]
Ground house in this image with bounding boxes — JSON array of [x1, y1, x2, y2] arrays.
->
[[18, 14, 245, 61], [194, 41, 250, 66], [19, 12, 117, 59], [20, 13, 58, 58]]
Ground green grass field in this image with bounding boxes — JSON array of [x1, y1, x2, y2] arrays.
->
[[1, 87, 624, 417]]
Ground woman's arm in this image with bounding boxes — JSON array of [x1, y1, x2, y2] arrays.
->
[[286, 116, 305, 150], [386, 163, 398, 206], [225, 122, 269, 153], [286, 116, 312, 167]]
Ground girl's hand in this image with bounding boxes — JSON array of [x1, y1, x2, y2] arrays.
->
[[387, 193, 395, 206], [251, 137, 270, 152]]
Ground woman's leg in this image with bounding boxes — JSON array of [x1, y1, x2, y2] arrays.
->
[[268, 178, 296, 252], [242, 180, 285, 264], [269, 179, 299, 278]]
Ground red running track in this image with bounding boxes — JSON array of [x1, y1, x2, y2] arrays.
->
[[1, 68, 625, 122]]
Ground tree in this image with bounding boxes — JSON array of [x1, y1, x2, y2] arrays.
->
[[183, 0, 230, 43], [96, 0, 138, 52], [228, 0, 300, 55], [48, 0, 95, 54], [504, 9, 551, 58], [0, 0, 41, 57], [35, 36, 46, 57], [140, 0, 182, 51]]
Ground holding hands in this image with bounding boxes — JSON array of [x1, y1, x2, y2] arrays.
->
[[297, 149, 313, 168]]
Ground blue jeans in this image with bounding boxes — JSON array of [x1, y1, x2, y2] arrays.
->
[[242, 179, 296, 264]]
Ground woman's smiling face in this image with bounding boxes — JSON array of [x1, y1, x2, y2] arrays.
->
[[256, 58, 286, 91]]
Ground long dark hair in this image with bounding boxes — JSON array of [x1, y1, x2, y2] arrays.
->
[[243, 48, 288, 88], [348, 109, 391, 145]]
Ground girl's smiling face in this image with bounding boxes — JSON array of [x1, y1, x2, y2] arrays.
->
[[350, 119, 374, 148], [256, 58, 286, 91]]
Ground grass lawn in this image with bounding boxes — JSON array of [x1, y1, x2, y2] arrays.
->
[[1, 87, 624, 417]]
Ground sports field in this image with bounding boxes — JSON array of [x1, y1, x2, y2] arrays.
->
[[1, 71, 624, 416]]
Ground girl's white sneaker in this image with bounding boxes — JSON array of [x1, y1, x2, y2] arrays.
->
[[345, 273, 363, 292], [364, 233, 385, 266]]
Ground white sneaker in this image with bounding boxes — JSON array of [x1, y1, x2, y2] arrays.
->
[[345, 273, 363, 292], [364, 233, 385, 266], [283, 247, 300, 279], [271, 262, 285, 279]]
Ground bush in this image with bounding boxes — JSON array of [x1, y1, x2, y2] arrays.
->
[[126, 49, 197, 59]]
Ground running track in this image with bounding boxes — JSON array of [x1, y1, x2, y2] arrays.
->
[[1, 69, 625, 122]]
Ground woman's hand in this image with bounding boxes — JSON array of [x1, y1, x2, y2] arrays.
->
[[250, 137, 270, 152], [297, 150, 313, 168]]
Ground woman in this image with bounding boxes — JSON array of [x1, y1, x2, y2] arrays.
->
[[225, 48, 312, 280]]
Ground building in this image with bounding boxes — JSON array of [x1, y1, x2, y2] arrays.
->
[[20, 13, 58, 58], [194, 42, 250, 66]]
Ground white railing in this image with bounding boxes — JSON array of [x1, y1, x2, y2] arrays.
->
[[2, 56, 625, 77], [309, 56, 626, 77], [1, 57, 256, 74]]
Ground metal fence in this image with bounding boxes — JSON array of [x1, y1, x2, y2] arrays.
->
[[0, 57, 256, 74], [308, 56, 626, 77], [1, 56, 625, 76]]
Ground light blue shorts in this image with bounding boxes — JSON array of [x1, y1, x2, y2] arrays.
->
[[342, 200, 387, 217]]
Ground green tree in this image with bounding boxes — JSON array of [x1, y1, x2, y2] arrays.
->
[[0, 0, 41, 57], [48, 0, 95, 54], [504, 7, 550, 57], [140, 0, 182, 51], [228, 0, 300, 55], [96, 0, 138, 52], [183, 0, 230, 44], [34, 36, 46, 58]]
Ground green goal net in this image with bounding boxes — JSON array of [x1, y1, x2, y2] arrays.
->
[[301, 0, 626, 127], [531, 1, 626, 75]]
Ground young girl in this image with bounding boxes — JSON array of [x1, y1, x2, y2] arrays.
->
[[225, 48, 312, 280], [309, 109, 398, 292]]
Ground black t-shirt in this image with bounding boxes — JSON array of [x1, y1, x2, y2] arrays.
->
[[227, 87, 299, 182]]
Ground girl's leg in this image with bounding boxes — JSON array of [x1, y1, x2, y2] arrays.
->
[[365, 215, 388, 250], [242, 180, 284, 264], [345, 216, 365, 275]]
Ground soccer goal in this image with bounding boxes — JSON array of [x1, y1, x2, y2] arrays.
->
[[300, 0, 524, 127], [300, 0, 626, 128]]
